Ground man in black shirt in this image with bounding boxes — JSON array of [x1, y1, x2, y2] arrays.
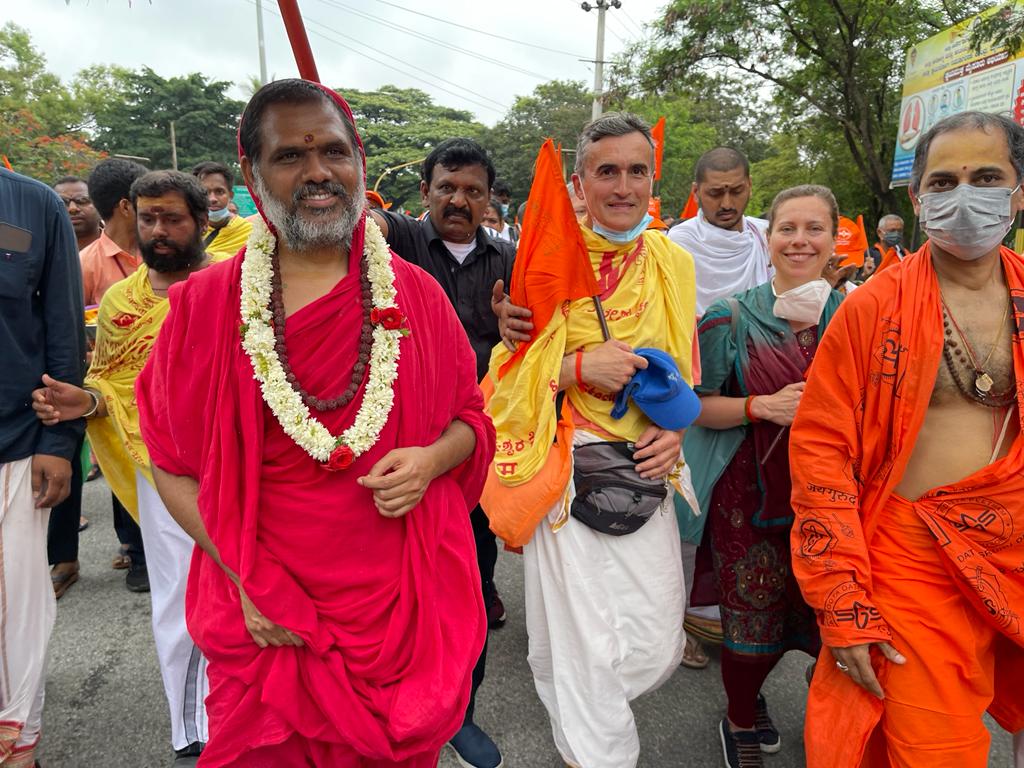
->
[[372, 137, 513, 768], [0, 166, 86, 764]]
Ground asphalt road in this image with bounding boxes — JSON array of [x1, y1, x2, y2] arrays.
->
[[36, 477, 1015, 767]]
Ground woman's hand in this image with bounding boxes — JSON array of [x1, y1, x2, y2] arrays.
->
[[750, 382, 805, 426]]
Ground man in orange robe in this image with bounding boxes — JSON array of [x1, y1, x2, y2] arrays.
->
[[791, 111, 1024, 767]]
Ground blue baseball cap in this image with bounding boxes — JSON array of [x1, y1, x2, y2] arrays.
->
[[610, 347, 702, 430]]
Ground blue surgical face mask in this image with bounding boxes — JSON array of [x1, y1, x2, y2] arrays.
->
[[500, 203, 509, 217], [591, 213, 653, 244], [208, 206, 231, 223]]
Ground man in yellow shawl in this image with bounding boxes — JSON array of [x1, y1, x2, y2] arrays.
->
[[192, 161, 252, 260], [487, 113, 697, 768], [32, 170, 217, 766]]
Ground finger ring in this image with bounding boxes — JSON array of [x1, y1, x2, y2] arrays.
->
[[836, 661, 850, 672]]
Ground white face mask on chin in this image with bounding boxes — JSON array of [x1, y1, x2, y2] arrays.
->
[[771, 277, 832, 325]]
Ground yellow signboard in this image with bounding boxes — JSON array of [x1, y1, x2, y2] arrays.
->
[[892, 3, 1024, 186]]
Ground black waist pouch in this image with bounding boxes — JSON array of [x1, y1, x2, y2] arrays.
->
[[570, 441, 668, 536]]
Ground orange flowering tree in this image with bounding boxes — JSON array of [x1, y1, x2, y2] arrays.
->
[[0, 108, 106, 182]]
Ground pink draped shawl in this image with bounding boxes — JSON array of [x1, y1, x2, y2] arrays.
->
[[136, 219, 493, 765]]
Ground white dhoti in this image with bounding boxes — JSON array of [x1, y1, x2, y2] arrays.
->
[[0, 458, 55, 766], [524, 457, 685, 768], [136, 470, 208, 751]]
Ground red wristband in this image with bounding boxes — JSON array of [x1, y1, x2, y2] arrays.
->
[[744, 395, 760, 423], [575, 350, 585, 386]]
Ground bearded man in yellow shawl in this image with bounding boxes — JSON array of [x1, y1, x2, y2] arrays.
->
[[32, 170, 217, 765], [488, 113, 697, 768]]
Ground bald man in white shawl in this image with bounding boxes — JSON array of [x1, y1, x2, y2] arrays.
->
[[669, 148, 771, 315]]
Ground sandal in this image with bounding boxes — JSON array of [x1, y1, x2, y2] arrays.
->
[[51, 562, 80, 599], [681, 634, 710, 669], [112, 546, 131, 570]]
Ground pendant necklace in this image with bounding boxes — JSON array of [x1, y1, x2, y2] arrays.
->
[[941, 295, 1014, 407]]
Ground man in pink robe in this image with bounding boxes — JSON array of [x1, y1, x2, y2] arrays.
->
[[136, 79, 493, 767]]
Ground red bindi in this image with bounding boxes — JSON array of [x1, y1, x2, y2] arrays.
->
[[304, 133, 314, 143]]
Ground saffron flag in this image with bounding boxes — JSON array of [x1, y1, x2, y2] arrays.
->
[[498, 139, 598, 378], [652, 116, 665, 181], [647, 196, 666, 230], [835, 214, 868, 268], [1, 155, 11, 171], [680, 189, 698, 220]]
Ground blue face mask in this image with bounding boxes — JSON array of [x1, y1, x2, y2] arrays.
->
[[208, 206, 231, 223], [500, 203, 509, 217], [591, 213, 653, 244]]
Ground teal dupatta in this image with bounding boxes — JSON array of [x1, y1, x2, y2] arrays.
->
[[676, 281, 842, 543]]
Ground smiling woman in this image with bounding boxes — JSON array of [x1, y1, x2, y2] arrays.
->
[[684, 185, 843, 767]]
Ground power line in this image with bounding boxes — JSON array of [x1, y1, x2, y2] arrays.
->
[[241, 0, 508, 115], [620, 7, 647, 38], [315, 0, 550, 81], [607, 11, 635, 47], [369, 0, 588, 59]]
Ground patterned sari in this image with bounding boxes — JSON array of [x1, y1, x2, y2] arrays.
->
[[688, 281, 841, 655]]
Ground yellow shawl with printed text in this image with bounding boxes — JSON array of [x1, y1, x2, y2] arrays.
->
[[85, 265, 167, 521], [488, 227, 696, 486]]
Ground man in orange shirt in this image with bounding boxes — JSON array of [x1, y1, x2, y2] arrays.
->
[[79, 158, 146, 306], [78, 157, 151, 593], [53, 176, 101, 252]]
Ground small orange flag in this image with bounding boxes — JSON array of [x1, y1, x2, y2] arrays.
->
[[651, 117, 665, 181], [1, 155, 12, 171], [680, 189, 698, 220], [835, 215, 868, 268], [647, 196, 667, 229], [498, 139, 599, 379]]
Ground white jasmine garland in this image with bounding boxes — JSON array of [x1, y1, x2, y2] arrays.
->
[[240, 216, 403, 464]]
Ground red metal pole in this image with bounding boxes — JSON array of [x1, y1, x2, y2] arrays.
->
[[277, 0, 320, 83]]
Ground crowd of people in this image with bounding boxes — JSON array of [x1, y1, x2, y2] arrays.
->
[[0, 76, 1022, 768]]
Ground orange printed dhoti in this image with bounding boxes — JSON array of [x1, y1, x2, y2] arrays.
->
[[807, 487, 1024, 768], [790, 243, 1024, 768]]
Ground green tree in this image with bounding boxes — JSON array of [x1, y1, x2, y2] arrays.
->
[[483, 80, 593, 201], [627, 0, 985, 220], [616, 91, 732, 216], [0, 22, 85, 134], [969, 2, 1024, 54], [344, 85, 484, 213], [90, 67, 244, 172]]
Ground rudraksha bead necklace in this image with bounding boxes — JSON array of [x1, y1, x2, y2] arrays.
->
[[269, 251, 374, 413]]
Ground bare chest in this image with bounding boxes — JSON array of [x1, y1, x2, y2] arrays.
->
[[933, 296, 1015, 406]]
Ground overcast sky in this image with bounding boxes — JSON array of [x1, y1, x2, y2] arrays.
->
[[9, 0, 668, 125]]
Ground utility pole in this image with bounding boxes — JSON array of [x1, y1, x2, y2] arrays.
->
[[581, 0, 621, 120], [255, 0, 268, 86], [169, 121, 178, 171]]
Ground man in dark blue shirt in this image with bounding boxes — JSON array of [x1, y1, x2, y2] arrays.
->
[[372, 138, 513, 768], [0, 166, 85, 763]]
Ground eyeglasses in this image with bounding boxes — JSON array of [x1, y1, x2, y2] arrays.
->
[[60, 196, 93, 208]]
